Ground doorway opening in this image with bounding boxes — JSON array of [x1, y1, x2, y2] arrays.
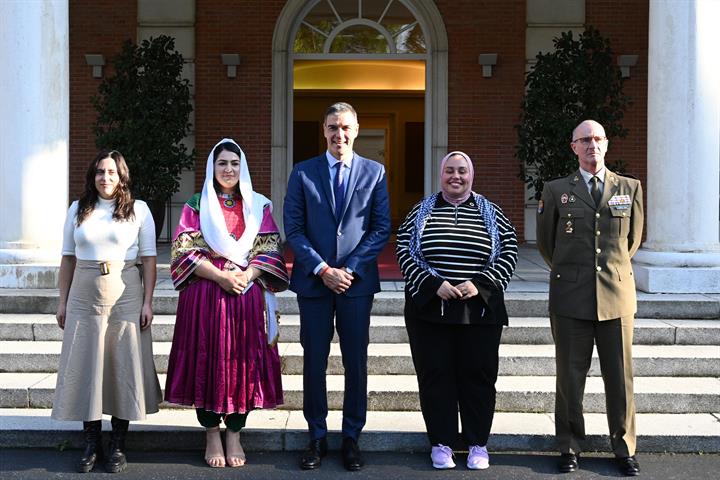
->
[[271, 0, 448, 232], [293, 59, 425, 227]]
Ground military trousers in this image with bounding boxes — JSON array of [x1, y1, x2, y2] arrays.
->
[[550, 314, 636, 457]]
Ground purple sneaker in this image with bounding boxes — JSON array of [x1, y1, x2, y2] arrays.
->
[[431, 444, 456, 469], [467, 445, 490, 470]]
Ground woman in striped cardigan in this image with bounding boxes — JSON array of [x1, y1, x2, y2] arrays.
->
[[396, 151, 518, 470]]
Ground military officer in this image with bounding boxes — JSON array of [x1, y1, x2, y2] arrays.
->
[[536, 119, 644, 476]]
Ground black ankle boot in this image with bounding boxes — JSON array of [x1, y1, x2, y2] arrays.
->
[[105, 417, 129, 473], [78, 420, 103, 473]]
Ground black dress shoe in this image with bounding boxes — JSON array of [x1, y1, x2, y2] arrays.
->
[[341, 437, 364, 471], [558, 453, 579, 473], [616, 456, 640, 476], [300, 438, 327, 470]]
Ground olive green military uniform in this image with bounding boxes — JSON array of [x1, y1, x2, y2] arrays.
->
[[536, 169, 643, 457]]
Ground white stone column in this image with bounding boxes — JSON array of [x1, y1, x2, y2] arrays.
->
[[633, 0, 720, 293], [0, 0, 69, 287]]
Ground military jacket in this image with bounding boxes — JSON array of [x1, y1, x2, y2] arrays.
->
[[536, 169, 644, 320]]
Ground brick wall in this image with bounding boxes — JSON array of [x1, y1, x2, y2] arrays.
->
[[587, 0, 649, 239], [586, 0, 649, 187], [69, 0, 137, 200], [193, 0, 285, 197], [436, 0, 528, 237], [68, 0, 650, 241]]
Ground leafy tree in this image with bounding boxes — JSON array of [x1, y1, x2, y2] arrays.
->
[[93, 35, 194, 231], [517, 27, 630, 200]]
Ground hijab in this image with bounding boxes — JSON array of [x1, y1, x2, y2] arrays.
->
[[407, 150, 500, 288], [199, 138, 269, 267], [440, 150, 474, 206]]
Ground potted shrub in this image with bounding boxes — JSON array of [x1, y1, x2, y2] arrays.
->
[[93, 35, 194, 236], [516, 27, 631, 200]]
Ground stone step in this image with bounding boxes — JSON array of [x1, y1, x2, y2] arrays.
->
[[2, 314, 718, 345], [3, 373, 718, 414], [1, 408, 718, 453], [1, 341, 718, 377], [2, 289, 719, 319]]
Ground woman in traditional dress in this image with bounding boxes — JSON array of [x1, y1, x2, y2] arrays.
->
[[164, 138, 288, 468], [396, 151, 518, 470], [53, 149, 162, 474]]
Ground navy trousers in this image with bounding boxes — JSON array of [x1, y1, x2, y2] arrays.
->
[[298, 293, 373, 441]]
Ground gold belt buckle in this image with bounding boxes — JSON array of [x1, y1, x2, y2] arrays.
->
[[99, 262, 110, 275]]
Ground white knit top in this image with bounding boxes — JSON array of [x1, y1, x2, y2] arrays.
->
[[61, 198, 157, 260]]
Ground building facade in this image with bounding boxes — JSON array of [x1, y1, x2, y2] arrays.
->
[[1, 0, 718, 292]]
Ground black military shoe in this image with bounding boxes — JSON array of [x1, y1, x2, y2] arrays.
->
[[616, 456, 641, 476], [558, 453, 579, 473]]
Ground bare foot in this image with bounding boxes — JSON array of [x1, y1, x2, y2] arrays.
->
[[225, 429, 246, 467], [204, 427, 225, 468]]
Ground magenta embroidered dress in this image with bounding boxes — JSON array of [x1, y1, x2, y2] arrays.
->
[[164, 193, 288, 413]]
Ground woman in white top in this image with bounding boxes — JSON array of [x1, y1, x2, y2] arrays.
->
[[52, 150, 162, 474]]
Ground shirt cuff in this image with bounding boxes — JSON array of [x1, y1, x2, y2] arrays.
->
[[313, 261, 328, 275]]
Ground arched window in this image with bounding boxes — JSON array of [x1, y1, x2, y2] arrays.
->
[[294, 0, 426, 55]]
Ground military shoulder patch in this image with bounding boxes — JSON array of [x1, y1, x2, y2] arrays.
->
[[537, 199, 544, 214], [616, 172, 638, 180]]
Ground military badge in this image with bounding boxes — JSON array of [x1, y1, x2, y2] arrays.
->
[[608, 195, 632, 209], [565, 220, 573, 234], [561, 193, 569, 204], [537, 200, 544, 214]]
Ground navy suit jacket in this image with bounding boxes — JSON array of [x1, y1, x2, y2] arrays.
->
[[284, 153, 391, 298]]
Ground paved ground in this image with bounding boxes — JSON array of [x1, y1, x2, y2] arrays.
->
[[1, 449, 719, 479]]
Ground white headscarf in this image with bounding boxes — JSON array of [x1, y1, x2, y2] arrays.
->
[[199, 138, 269, 267]]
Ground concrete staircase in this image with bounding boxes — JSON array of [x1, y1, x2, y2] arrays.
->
[[1, 247, 719, 453]]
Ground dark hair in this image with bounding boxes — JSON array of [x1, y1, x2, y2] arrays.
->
[[323, 102, 357, 124], [212, 141, 242, 194], [76, 149, 135, 225]]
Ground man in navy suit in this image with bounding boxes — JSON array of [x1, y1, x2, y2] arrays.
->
[[284, 102, 391, 471]]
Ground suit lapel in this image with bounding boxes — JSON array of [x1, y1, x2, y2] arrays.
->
[[316, 155, 336, 215], [338, 153, 362, 221], [569, 170, 595, 209]]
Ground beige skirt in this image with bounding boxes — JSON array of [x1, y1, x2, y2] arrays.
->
[[51, 260, 162, 421]]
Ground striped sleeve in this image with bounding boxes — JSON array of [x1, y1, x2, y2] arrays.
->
[[248, 205, 289, 293], [249, 233, 290, 293], [170, 232, 211, 290], [475, 202, 518, 291], [396, 201, 444, 306]]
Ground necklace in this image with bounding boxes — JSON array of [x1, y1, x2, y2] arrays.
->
[[218, 192, 238, 208]]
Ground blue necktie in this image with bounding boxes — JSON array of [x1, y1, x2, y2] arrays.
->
[[334, 161, 345, 219]]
